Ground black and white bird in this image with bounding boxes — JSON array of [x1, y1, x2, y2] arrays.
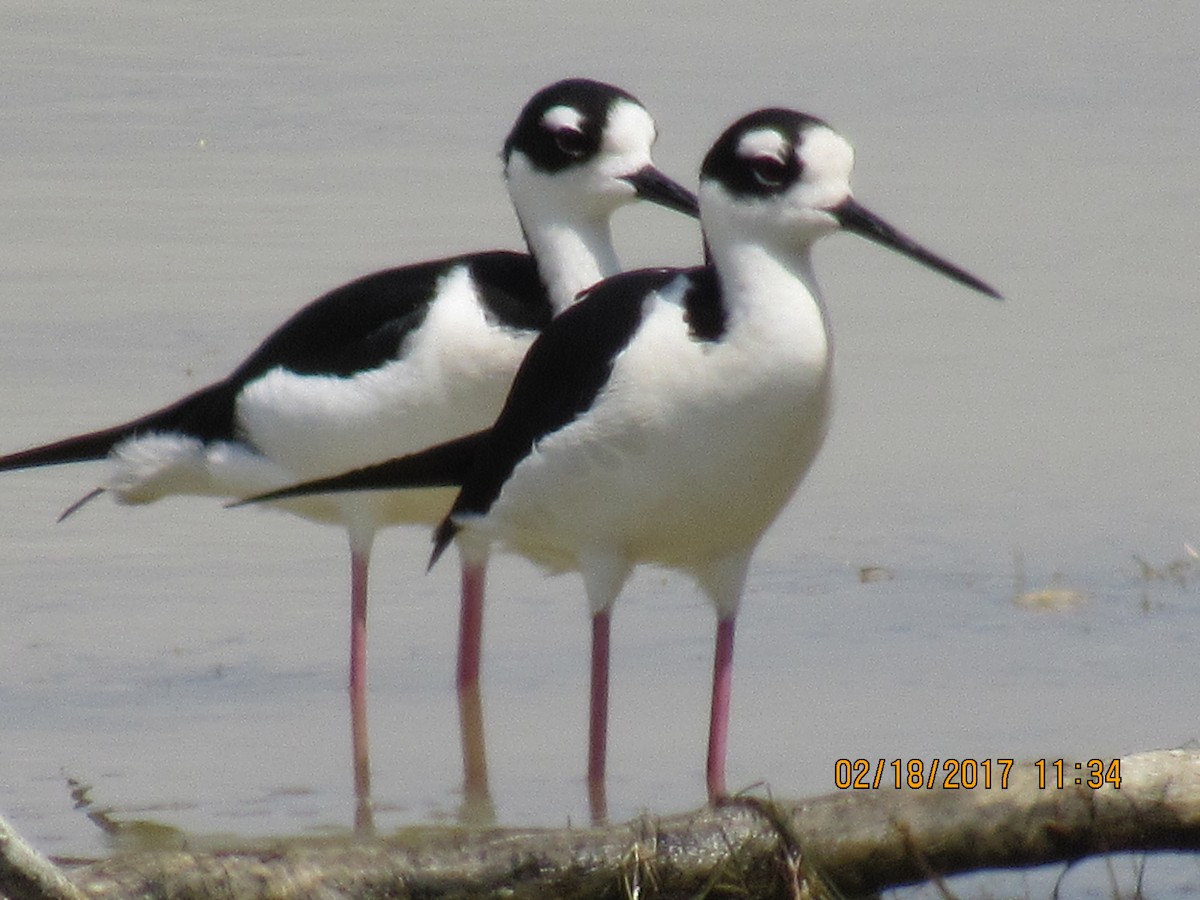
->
[[0, 78, 698, 806], [240, 107, 1002, 816]]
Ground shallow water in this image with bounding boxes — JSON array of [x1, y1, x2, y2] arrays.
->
[[2, 2, 1198, 895]]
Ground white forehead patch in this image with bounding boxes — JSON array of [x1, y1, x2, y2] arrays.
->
[[798, 125, 854, 185], [736, 127, 791, 164], [542, 104, 585, 132], [601, 98, 656, 158]]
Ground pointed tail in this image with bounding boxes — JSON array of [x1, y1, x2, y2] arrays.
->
[[0, 422, 135, 471], [229, 430, 487, 508], [0, 382, 237, 473], [429, 516, 460, 571]]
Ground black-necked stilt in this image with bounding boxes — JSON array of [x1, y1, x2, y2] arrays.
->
[[0, 78, 698, 822], [238, 107, 1001, 818]]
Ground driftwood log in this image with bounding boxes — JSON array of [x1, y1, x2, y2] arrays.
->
[[3, 748, 1198, 899]]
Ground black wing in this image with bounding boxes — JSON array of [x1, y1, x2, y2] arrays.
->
[[232, 429, 490, 506], [226, 250, 550, 383], [233, 265, 703, 567], [0, 251, 550, 471], [432, 265, 701, 559]]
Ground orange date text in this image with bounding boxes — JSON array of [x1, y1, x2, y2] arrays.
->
[[833, 758, 1014, 790]]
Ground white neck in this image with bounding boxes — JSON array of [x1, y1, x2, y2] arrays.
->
[[706, 234, 833, 373], [505, 148, 631, 313], [519, 213, 622, 312]]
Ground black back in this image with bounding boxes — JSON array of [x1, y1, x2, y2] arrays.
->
[[235, 262, 731, 567], [227, 251, 550, 384], [0, 251, 552, 470], [432, 264, 719, 559]]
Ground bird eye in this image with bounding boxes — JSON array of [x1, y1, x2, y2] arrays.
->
[[554, 126, 590, 158], [749, 154, 788, 187]]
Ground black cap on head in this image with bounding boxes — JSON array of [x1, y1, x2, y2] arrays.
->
[[700, 108, 828, 197], [503, 78, 642, 173]]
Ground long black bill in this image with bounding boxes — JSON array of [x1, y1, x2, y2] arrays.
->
[[833, 197, 1001, 299], [624, 165, 700, 218]]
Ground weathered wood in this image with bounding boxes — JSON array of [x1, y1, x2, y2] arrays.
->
[[3, 749, 1198, 899], [0, 813, 87, 900]]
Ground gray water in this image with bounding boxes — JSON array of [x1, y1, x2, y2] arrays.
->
[[2, 2, 1198, 895]]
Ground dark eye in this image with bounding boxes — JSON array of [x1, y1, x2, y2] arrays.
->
[[749, 154, 788, 187], [554, 126, 590, 158]]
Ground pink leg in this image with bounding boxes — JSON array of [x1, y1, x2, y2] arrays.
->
[[457, 679, 493, 823], [349, 549, 374, 834], [457, 562, 487, 693], [588, 610, 611, 823], [707, 616, 737, 802], [457, 561, 492, 815]]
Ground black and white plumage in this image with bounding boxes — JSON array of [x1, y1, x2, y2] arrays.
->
[[239, 107, 1002, 815], [0, 78, 698, 811]]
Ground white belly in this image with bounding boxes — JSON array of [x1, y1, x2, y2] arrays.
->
[[473, 293, 833, 573]]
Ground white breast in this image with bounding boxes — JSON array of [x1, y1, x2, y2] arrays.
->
[[474, 273, 833, 573]]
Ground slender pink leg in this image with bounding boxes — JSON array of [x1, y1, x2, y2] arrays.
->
[[349, 549, 374, 835], [456, 561, 491, 815], [588, 610, 611, 823], [457, 679, 493, 823], [707, 616, 737, 802], [456, 562, 487, 693]]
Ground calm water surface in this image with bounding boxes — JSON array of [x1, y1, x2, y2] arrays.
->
[[2, 2, 1197, 896]]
